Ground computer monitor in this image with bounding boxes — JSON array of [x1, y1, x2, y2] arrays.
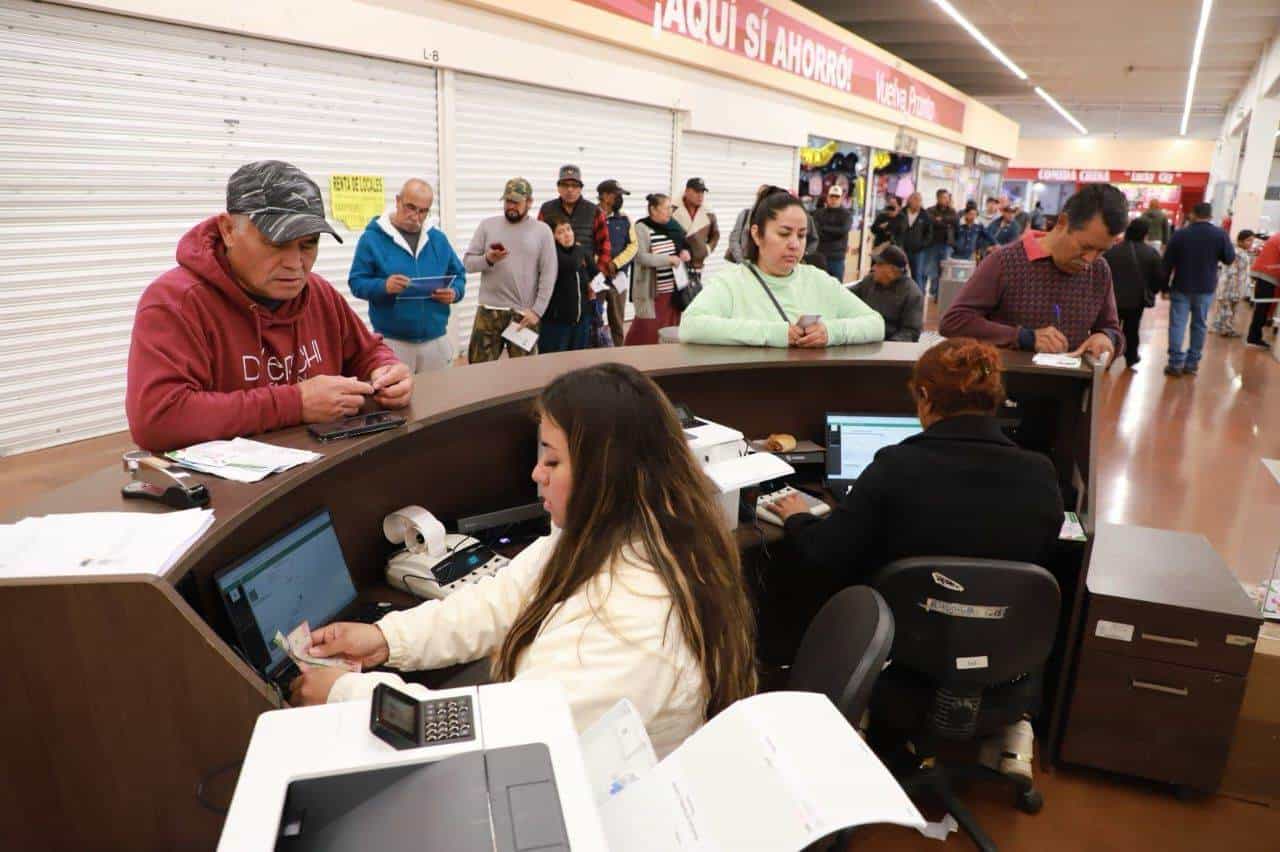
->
[[215, 509, 357, 679], [825, 414, 923, 492]]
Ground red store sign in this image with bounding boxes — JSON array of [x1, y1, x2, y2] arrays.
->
[[573, 0, 966, 132], [1005, 168, 1209, 188]]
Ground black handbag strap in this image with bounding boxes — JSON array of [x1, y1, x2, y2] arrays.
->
[[745, 263, 791, 323]]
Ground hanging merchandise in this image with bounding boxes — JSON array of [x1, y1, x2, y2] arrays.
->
[[799, 139, 838, 169], [873, 151, 892, 171]]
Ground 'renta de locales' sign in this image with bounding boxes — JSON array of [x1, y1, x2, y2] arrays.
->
[[573, 0, 966, 133]]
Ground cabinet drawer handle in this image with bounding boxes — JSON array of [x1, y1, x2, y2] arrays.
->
[[1140, 632, 1198, 648], [1131, 679, 1189, 697]]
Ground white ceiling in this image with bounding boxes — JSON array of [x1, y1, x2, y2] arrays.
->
[[798, 0, 1280, 139]]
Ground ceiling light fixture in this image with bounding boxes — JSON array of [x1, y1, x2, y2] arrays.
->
[[1035, 87, 1088, 135], [931, 0, 1028, 80], [1180, 0, 1214, 136]]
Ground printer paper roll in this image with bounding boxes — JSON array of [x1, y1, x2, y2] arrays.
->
[[382, 506, 445, 556]]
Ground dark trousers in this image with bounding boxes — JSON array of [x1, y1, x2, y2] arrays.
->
[[1118, 306, 1144, 365], [1248, 279, 1275, 344], [539, 312, 591, 353]]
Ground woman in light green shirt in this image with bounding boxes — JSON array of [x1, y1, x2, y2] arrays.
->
[[679, 189, 885, 348]]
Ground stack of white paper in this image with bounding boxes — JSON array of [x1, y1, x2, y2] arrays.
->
[[0, 508, 215, 580], [1031, 353, 1082, 369], [166, 438, 321, 483], [598, 691, 924, 851]]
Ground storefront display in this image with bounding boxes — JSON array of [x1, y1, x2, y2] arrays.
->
[[963, 149, 1007, 210], [799, 135, 871, 276], [917, 158, 961, 207], [1004, 169, 1209, 225]]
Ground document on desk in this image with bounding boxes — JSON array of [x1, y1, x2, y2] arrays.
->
[[166, 438, 321, 483], [501, 321, 539, 353], [1032, 353, 1082, 369], [599, 691, 924, 852], [0, 508, 214, 579], [580, 699, 658, 807]]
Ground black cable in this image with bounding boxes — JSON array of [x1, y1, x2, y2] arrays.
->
[[196, 760, 243, 816]]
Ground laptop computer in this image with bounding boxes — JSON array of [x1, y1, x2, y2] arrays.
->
[[825, 413, 923, 495], [215, 508, 400, 688]]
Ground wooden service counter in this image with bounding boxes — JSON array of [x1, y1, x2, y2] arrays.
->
[[0, 342, 1097, 851]]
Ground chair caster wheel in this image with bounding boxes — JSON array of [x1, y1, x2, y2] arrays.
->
[[1016, 788, 1043, 814]]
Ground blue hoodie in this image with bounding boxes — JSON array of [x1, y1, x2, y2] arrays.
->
[[348, 214, 466, 342]]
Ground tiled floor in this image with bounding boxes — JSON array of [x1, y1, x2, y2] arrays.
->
[[3, 301, 1278, 850]]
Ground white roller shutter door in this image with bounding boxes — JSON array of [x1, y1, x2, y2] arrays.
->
[[677, 132, 796, 280], [451, 74, 675, 348], [0, 0, 437, 455]]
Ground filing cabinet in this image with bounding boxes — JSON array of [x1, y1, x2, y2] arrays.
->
[[1061, 523, 1262, 792]]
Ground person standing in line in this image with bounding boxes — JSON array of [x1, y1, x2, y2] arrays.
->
[[900, 192, 934, 288], [348, 178, 466, 373], [672, 178, 720, 283], [1012, 204, 1030, 235], [1245, 229, 1280, 348], [813, 184, 854, 282], [978, 196, 1001, 228], [871, 195, 906, 250], [952, 206, 995, 261], [1102, 218, 1162, 369], [624, 193, 691, 346], [986, 205, 1023, 247], [1211, 230, 1256, 337], [1158, 202, 1234, 376], [538, 164, 612, 277], [726, 185, 769, 264], [463, 178, 557, 363], [539, 216, 595, 353], [923, 189, 959, 300], [1029, 201, 1047, 231], [1139, 198, 1172, 248], [596, 179, 639, 347]]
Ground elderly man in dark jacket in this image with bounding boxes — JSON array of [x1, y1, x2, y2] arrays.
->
[[899, 192, 934, 290], [851, 245, 923, 342]]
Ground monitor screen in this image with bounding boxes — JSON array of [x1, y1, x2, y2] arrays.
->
[[825, 414, 923, 483], [215, 510, 356, 675]]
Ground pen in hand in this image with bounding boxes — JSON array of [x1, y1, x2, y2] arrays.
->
[[1053, 304, 1061, 328]]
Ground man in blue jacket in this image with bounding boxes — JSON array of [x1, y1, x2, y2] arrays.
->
[[348, 179, 466, 372], [1160, 202, 1234, 377]]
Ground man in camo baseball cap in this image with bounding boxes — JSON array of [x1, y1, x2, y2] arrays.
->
[[226, 160, 343, 244]]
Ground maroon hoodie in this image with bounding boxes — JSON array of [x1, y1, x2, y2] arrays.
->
[[126, 217, 397, 451]]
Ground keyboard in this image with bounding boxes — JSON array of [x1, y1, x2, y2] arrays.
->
[[755, 486, 831, 526]]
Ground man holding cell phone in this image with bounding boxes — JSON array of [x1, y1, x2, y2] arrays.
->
[[462, 178, 558, 363], [348, 178, 467, 373]]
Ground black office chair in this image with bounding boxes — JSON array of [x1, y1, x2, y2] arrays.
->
[[788, 586, 895, 852], [787, 585, 895, 730], [867, 557, 1061, 852]]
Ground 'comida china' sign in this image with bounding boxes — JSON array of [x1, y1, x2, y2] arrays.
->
[[574, 0, 966, 133]]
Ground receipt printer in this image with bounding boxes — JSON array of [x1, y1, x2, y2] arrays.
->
[[276, 743, 567, 852]]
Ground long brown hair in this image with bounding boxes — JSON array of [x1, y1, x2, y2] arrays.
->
[[494, 363, 757, 717]]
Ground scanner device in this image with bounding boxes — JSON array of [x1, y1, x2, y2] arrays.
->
[[121, 451, 210, 509]]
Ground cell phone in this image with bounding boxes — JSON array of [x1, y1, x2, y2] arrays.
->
[[797, 314, 821, 329], [489, 242, 506, 251], [307, 411, 406, 442]]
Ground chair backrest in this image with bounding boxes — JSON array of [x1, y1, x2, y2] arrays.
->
[[657, 326, 680, 344], [871, 557, 1060, 688], [787, 586, 895, 726]]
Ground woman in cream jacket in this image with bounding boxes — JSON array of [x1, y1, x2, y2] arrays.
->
[[290, 363, 757, 757]]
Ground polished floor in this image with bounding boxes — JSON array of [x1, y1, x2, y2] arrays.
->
[[2, 302, 1278, 850]]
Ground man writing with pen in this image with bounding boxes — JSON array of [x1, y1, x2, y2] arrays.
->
[[941, 184, 1125, 363], [348, 177, 468, 373], [125, 161, 413, 453]]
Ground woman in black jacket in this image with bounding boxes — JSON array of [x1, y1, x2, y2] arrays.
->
[[1102, 218, 1162, 369], [768, 338, 1064, 587]]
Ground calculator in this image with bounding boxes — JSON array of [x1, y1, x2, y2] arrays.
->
[[370, 683, 476, 750]]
